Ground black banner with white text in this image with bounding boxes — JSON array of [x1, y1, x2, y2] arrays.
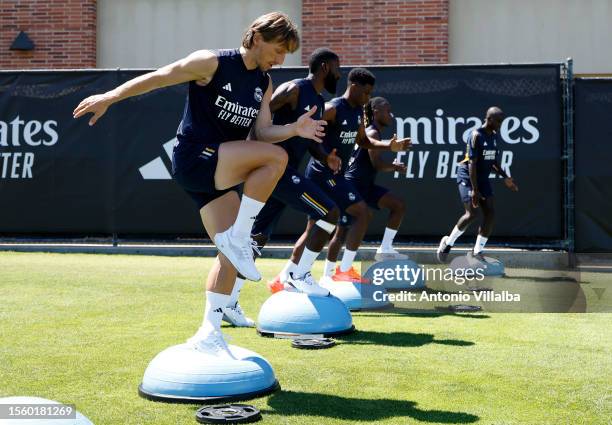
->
[[0, 65, 566, 245]]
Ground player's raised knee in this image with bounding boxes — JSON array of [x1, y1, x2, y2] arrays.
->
[[269, 144, 289, 174]]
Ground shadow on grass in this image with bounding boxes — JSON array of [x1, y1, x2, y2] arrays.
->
[[337, 330, 474, 347], [502, 275, 578, 283], [261, 390, 479, 423]]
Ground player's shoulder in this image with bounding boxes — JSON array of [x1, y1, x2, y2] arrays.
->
[[366, 124, 380, 138], [329, 96, 343, 106], [471, 128, 484, 141], [188, 49, 218, 59], [471, 127, 483, 137], [276, 79, 300, 94], [270, 78, 300, 109], [324, 96, 341, 110], [366, 129, 381, 141], [181, 49, 219, 83]]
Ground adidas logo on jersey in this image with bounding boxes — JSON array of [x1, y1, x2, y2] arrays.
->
[[222, 83, 232, 92], [304, 105, 310, 111], [342, 120, 348, 125]]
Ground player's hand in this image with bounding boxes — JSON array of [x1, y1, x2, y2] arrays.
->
[[471, 190, 482, 208], [392, 159, 407, 173], [504, 177, 519, 192], [326, 148, 342, 174], [73, 93, 114, 126], [389, 134, 411, 152], [295, 105, 326, 143]]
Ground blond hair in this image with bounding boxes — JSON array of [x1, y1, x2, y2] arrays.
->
[[242, 12, 300, 53]]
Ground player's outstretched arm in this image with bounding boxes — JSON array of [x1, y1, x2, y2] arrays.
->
[[357, 125, 411, 151], [365, 128, 403, 172], [73, 50, 218, 126]]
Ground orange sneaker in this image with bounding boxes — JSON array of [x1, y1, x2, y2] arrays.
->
[[332, 266, 370, 283], [348, 266, 371, 283], [267, 275, 285, 293]]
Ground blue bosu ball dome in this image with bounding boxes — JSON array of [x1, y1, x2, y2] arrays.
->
[[450, 255, 505, 277], [139, 344, 279, 403], [257, 291, 354, 337], [319, 280, 393, 311]]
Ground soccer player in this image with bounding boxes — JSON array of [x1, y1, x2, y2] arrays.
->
[[437, 106, 518, 262], [73, 12, 326, 358], [223, 48, 342, 326], [343, 96, 409, 261], [302, 68, 410, 284]]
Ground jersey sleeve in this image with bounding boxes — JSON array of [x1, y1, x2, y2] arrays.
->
[[468, 131, 483, 160]]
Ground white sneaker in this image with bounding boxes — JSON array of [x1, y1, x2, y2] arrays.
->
[[187, 328, 236, 360], [318, 275, 335, 286], [213, 227, 261, 281], [222, 303, 255, 327], [286, 272, 330, 297], [437, 236, 452, 263], [375, 247, 409, 261]]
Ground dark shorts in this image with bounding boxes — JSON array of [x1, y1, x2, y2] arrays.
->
[[171, 141, 237, 209], [348, 179, 389, 210], [305, 166, 363, 225], [458, 178, 494, 204], [252, 166, 337, 237]]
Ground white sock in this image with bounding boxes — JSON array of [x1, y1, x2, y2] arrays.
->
[[474, 235, 488, 254], [339, 249, 357, 272], [227, 277, 245, 307], [447, 225, 464, 246], [231, 195, 265, 238], [281, 260, 297, 277], [294, 247, 319, 277], [324, 259, 336, 277], [380, 227, 398, 250], [202, 291, 231, 333]]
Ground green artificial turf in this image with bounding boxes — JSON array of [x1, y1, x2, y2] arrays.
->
[[0, 252, 610, 424]]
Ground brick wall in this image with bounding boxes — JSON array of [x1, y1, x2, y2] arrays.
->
[[0, 0, 96, 69], [0, 0, 447, 69], [301, 0, 448, 65]]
